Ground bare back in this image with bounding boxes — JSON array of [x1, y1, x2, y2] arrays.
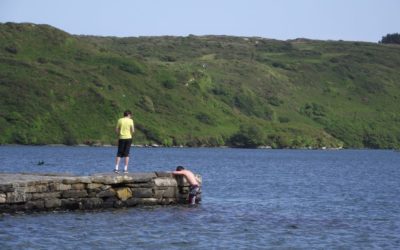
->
[[172, 170, 199, 186]]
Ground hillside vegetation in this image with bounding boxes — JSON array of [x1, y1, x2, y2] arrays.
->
[[1, 23, 400, 148]]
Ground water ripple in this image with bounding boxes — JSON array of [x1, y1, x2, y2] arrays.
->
[[1, 147, 400, 249]]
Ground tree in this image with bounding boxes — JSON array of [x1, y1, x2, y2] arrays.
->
[[379, 33, 400, 44]]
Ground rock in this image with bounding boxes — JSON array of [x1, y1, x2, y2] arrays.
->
[[155, 172, 173, 178], [87, 191, 97, 198], [126, 198, 158, 206], [160, 198, 177, 205], [71, 183, 86, 190], [44, 198, 62, 208], [178, 186, 189, 194], [0, 193, 6, 203], [24, 184, 49, 193], [139, 198, 159, 206], [25, 200, 45, 210], [97, 189, 116, 198], [125, 198, 139, 206], [100, 185, 112, 191], [61, 178, 80, 185], [90, 174, 126, 184], [82, 198, 103, 209], [103, 197, 118, 208], [61, 199, 80, 210], [31, 192, 61, 200], [62, 190, 88, 198], [6, 190, 28, 203], [126, 183, 154, 188], [75, 177, 92, 184], [113, 200, 124, 208], [86, 183, 103, 190], [154, 178, 177, 187], [125, 173, 157, 183], [61, 177, 91, 184], [154, 187, 177, 199], [49, 183, 72, 191], [115, 187, 132, 201], [0, 184, 14, 193], [132, 188, 153, 198]]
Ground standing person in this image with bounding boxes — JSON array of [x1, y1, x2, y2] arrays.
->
[[172, 166, 201, 205], [114, 110, 134, 174]]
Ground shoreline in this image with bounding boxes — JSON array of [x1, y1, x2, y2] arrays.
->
[[1, 144, 398, 150]]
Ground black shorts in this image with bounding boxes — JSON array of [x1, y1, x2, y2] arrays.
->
[[117, 139, 132, 157]]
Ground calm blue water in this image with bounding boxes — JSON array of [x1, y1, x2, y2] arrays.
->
[[0, 146, 400, 249]]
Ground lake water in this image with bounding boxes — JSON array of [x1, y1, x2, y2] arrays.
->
[[0, 146, 399, 249]]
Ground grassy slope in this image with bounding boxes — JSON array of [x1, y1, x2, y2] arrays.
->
[[1, 23, 400, 148]]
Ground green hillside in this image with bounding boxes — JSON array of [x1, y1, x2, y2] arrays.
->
[[1, 22, 400, 148]]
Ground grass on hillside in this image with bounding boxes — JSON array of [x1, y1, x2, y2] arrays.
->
[[1, 23, 400, 149]]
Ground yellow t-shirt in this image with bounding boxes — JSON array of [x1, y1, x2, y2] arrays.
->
[[117, 117, 134, 139]]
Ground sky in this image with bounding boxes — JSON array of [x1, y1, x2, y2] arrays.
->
[[0, 0, 399, 42]]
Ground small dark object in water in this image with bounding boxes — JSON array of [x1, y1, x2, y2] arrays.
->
[[288, 224, 299, 229], [37, 161, 45, 166]]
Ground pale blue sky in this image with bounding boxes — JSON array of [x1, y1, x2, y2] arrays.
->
[[1, 0, 399, 42]]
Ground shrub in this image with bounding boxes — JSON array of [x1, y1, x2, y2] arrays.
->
[[379, 33, 400, 44], [211, 86, 228, 96], [5, 46, 18, 54], [233, 92, 257, 115], [118, 61, 143, 74], [271, 62, 293, 70], [138, 95, 155, 112], [267, 96, 282, 106], [37, 57, 48, 64], [267, 133, 292, 148], [161, 55, 177, 62], [196, 112, 216, 125], [162, 78, 176, 89], [264, 105, 275, 121], [278, 117, 290, 123], [229, 124, 265, 148], [162, 137, 173, 147], [301, 102, 327, 118], [157, 71, 177, 89]]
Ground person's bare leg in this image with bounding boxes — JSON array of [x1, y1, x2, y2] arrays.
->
[[115, 157, 121, 171], [124, 157, 129, 172]]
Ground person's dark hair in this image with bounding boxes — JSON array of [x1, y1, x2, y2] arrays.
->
[[123, 110, 132, 117], [176, 166, 185, 171]]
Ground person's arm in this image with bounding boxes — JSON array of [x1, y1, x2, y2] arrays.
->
[[172, 171, 184, 175], [115, 120, 121, 135], [130, 120, 135, 136]]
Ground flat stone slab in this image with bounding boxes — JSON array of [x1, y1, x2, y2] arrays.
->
[[90, 173, 157, 184], [0, 172, 161, 185], [0, 173, 76, 185]]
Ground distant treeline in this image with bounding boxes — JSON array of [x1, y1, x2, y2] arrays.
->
[[380, 33, 400, 44]]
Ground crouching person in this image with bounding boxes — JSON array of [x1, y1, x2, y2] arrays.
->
[[173, 166, 201, 205]]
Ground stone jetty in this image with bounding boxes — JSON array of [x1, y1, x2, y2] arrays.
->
[[0, 172, 202, 213]]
